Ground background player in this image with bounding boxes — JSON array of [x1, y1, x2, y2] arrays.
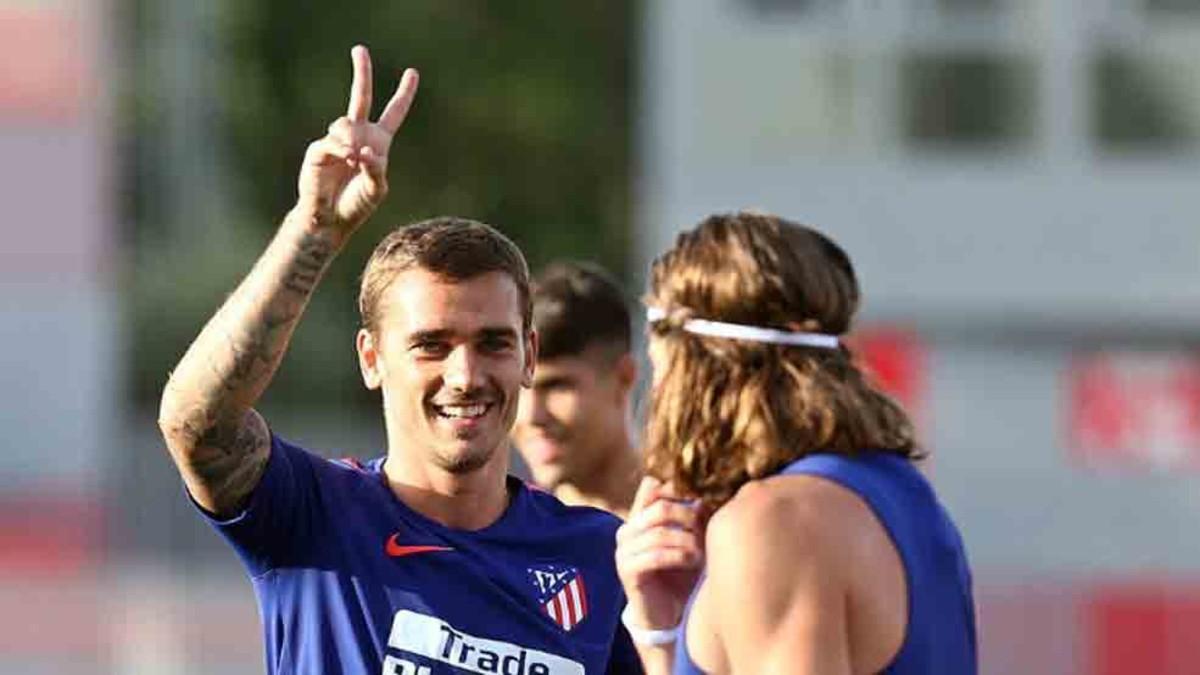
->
[[511, 261, 641, 518], [158, 45, 639, 674], [614, 212, 976, 674]]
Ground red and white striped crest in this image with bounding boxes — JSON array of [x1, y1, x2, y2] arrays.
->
[[528, 564, 589, 631]]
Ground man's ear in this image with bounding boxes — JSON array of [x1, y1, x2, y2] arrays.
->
[[356, 328, 383, 390], [614, 351, 637, 402], [523, 329, 539, 388]]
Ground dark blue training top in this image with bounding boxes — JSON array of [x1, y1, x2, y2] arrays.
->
[[674, 452, 977, 675], [196, 435, 641, 675]]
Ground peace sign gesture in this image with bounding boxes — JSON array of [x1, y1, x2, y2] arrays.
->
[[296, 45, 419, 237]]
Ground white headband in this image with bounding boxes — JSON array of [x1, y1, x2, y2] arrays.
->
[[646, 307, 840, 349]]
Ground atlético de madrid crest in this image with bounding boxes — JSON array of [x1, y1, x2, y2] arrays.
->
[[527, 563, 588, 631]]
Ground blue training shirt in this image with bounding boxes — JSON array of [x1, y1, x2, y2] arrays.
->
[[674, 452, 977, 675], [195, 435, 641, 675]]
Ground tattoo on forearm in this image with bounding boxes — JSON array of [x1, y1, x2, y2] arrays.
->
[[161, 225, 338, 511], [192, 230, 334, 412], [211, 303, 299, 396], [284, 232, 335, 295]]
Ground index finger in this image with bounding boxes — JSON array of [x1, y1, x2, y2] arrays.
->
[[347, 45, 373, 122], [377, 68, 420, 135], [629, 476, 664, 514]]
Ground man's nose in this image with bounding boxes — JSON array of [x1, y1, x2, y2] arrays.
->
[[444, 345, 485, 392]]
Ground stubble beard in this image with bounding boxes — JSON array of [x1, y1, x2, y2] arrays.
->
[[434, 440, 497, 475], [422, 385, 512, 475]]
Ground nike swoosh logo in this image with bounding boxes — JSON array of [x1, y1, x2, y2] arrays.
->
[[385, 534, 454, 558]]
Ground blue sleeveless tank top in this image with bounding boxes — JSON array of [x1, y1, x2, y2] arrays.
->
[[673, 452, 977, 674]]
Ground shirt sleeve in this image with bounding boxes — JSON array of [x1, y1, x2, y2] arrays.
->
[[188, 434, 324, 576]]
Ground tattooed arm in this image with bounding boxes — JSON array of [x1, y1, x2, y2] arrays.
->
[[158, 218, 339, 516], [157, 46, 419, 517]]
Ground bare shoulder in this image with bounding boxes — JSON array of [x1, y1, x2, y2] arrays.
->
[[703, 470, 896, 603], [696, 473, 863, 672], [706, 471, 873, 563], [701, 469, 907, 673]]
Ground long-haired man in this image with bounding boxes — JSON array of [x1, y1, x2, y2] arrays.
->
[[615, 212, 976, 674]]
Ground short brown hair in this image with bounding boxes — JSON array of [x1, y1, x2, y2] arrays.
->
[[359, 217, 532, 334], [644, 212, 918, 506], [532, 261, 631, 361]]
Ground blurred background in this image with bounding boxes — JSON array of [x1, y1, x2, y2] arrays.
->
[[2, 0, 1199, 672]]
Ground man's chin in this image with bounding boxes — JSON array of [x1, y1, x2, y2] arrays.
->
[[529, 465, 570, 491], [521, 439, 568, 467], [435, 441, 500, 475]]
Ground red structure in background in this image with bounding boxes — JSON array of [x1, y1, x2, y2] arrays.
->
[[1087, 580, 1200, 675], [1068, 352, 1200, 471], [0, 4, 102, 582], [848, 326, 928, 437], [1067, 353, 1200, 672], [0, 492, 104, 578], [978, 579, 1200, 674], [0, 7, 87, 121]]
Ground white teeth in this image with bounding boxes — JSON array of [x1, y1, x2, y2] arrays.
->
[[437, 404, 487, 419]]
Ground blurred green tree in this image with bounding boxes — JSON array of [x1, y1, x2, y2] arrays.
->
[[125, 1, 634, 412]]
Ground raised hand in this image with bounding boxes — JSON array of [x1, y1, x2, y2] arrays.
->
[[296, 45, 419, 237], [615, 477, 706, 632]]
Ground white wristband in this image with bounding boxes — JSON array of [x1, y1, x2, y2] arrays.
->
[[620, 604, 681, 646]]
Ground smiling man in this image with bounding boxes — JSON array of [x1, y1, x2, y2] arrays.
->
[[158, 46, 640, 675], [512, 262, 641, 519]]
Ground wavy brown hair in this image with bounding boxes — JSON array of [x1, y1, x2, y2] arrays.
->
[[644, 212, 919, 506]]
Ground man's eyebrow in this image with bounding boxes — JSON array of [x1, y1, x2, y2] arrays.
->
[[406, 327, 519, 343], [478, 327, 519, 340], [406, 329, 452, 343]]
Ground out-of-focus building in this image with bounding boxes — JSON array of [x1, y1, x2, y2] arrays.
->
[[0, 1, 118, 672], [0, 1, 268, 672], [639, 1, 1200, 672]]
